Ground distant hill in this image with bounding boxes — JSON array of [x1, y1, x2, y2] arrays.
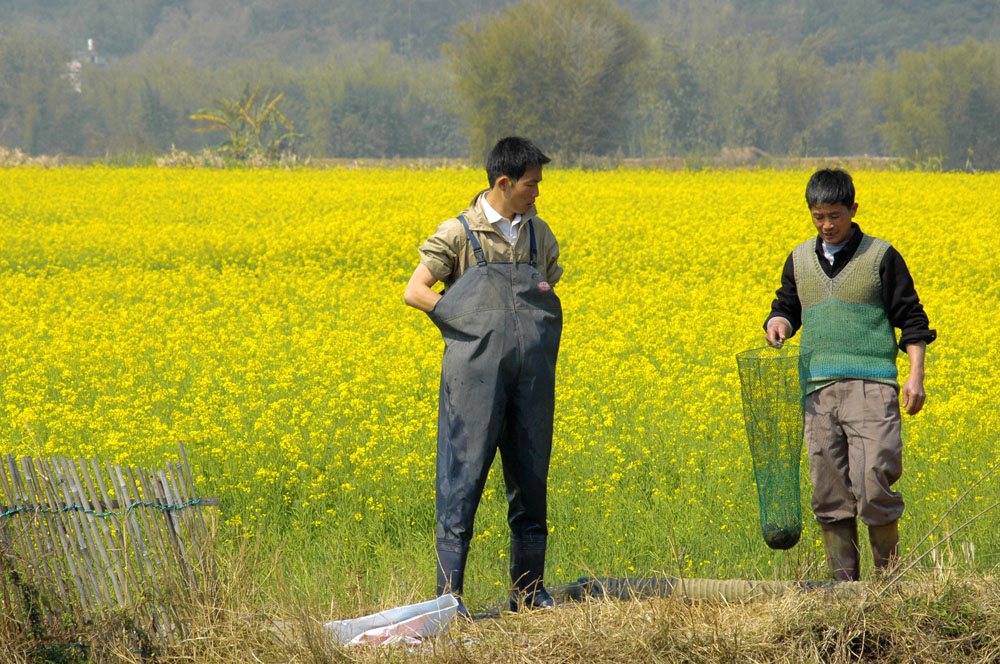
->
[[1, 0, 996, 64]]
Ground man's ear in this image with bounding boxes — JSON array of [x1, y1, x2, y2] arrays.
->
[[494, 174, 511, 191]]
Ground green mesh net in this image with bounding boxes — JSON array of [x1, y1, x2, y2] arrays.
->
[[735, 344, 813, 550]]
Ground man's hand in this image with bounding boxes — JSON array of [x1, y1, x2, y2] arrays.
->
[[902, 341, 927, 415], [765, 318, 791, 347], [901, 375, 926, 415]]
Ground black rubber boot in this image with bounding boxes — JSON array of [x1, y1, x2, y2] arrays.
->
[[819, 518, 860, 581], [436, 539, 471, 617], [869, 521, 899, 573], [508, 536, 555, 612]]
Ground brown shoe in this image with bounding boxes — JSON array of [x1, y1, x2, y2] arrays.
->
[[820, 519, 860, 581]]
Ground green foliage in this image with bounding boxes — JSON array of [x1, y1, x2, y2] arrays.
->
[[0, 29, 83, 155], [446, 0, 647, 160], [5, 0, 994, 66], [0, 3, 998, 166], [190, 85, 302, 160], [796, 0, 999, 64], [74, 54, 218, 156], [644, 0, 999, 65], [683, 32, 860, 157], [870, 39, 1000, 170], [97, 150, 161, 167], [301, 47, 465, 158], [630, 38, 705, 156]]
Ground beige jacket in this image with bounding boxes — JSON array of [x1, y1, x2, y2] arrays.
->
[[419, 192, 563, 289]]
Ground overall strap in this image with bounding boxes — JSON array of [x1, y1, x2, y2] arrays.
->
[[528, 220, 537, 267], [457, 214, 487, 267]]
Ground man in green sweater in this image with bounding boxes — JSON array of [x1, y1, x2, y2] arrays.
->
[[764, 168, 936, 580]]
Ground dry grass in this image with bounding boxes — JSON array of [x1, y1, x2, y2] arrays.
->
[[0, 147, 71, 167], [6, 559, 999, 663], [360, 574, 1000, 664], [175, 568, 1000, 663], [2, 144, 907, 172], [3, 493, 999, 663]]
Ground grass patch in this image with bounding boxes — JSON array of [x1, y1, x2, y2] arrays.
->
[[4, 554, 998, 663]]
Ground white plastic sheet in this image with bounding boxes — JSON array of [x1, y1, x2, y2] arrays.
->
[[325, 594, 461, 646]]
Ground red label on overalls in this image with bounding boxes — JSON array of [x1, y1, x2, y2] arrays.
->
[[538, 281, 551, 291]]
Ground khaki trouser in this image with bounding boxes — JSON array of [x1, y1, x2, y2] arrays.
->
[[805, 379, 904, 526]]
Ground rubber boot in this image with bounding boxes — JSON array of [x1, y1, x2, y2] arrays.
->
[[508, 536, 555, 612], [436, 539, 471, 618], [819, 518, 860, 581], [869, 521, 899, 573]]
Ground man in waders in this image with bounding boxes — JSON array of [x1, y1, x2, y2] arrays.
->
[[404, 137, 563, 612], [764, 168, 935, 581]]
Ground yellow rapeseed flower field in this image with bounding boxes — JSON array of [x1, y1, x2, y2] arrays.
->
[[1, 167, 997, 606]]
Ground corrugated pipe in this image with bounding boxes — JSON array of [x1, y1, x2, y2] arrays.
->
[[550, 576, 865, 603], [473, 577, 864, 619]]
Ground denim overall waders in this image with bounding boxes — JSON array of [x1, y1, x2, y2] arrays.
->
[[427, 214, 562, 607]]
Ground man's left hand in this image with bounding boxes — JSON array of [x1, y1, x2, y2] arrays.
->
[[901, 375, 926, 415]]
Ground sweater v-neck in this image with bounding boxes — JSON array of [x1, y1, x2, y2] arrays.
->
[[813, 223, 863, 278]]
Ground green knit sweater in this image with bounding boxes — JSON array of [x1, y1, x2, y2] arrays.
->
[[793, 234, 899, 394]]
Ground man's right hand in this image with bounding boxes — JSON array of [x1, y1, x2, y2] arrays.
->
[[765, 318, 790, 347]]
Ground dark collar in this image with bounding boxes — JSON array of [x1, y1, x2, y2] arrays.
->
[[813, 222, 862, 253], [813, 223, 864, 277]]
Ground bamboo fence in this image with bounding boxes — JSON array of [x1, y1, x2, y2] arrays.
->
[[0, 443, 218, 644]]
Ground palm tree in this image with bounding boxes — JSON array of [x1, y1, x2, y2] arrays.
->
[[190, 85, 301, 160]]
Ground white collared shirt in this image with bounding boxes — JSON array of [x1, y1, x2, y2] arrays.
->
[[481, 195, 524, 246], [822, 239, 849, 265]]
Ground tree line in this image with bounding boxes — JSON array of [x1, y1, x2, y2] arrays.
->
[[1, 0, 998, 169]]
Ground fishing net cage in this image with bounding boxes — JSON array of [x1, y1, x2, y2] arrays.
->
[[735, 344, 813, 550]]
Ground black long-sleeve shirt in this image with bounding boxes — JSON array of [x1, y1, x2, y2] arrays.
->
[[765, 223, 937, 350]]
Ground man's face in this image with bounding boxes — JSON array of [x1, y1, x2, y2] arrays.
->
[[810, 202, 857, 244], [504, 166, 542, 215]]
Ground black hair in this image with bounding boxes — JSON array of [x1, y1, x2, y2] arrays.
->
[[805, 168, 855, 208], [485, 136, 551, 188]]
